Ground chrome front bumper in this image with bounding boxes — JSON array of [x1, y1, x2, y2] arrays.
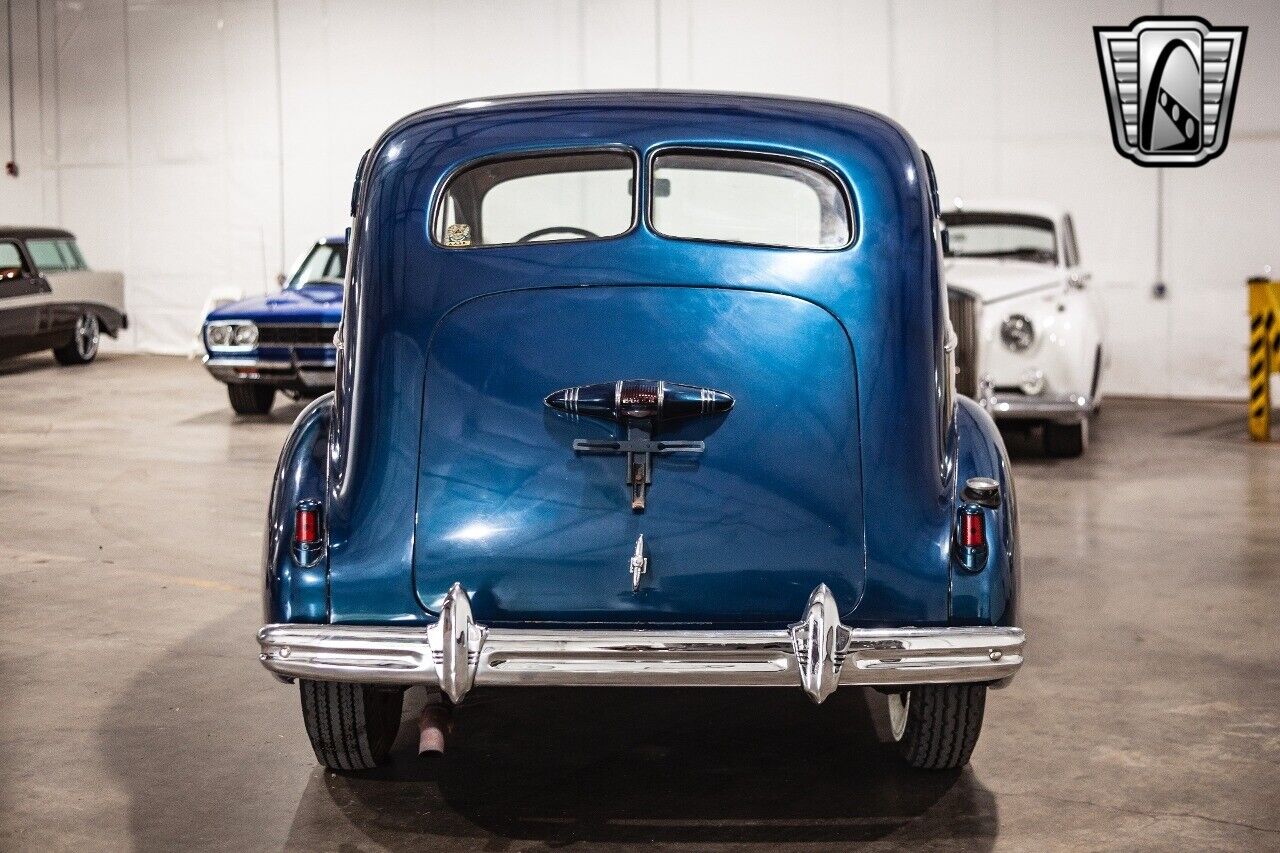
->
[[258, 584, 1024, 704], [980, 385, 1093, 424], [204, 355, 335, 389]]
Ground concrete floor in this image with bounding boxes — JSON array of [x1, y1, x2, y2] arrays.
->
[[1, 353, 1277, 852]]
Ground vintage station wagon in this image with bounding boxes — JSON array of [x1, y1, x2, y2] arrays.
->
[[256, 92, 1025, 771], [0, 227, 127, 365]]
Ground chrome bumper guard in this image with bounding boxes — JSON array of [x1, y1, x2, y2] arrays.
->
[[258, 584, 1025, 704]]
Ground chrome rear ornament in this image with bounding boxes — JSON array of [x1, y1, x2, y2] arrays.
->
[[545, 379, 733, 512], [789, 584, 852, 704], [629, 534, 648, 591], [425, 582, 487, 703]]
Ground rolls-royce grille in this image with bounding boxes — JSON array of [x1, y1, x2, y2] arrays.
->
[[257, 324, 338, 347], [947, 289, 979, 398]]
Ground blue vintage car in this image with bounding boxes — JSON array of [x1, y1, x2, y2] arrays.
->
[[201, 235, 346, 414], [256, 92, 1024, 771]]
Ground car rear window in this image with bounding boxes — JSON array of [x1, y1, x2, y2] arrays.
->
[[27, 239, 70, 271], [650, 151, 852, 249], [434, 150, 636, 248]]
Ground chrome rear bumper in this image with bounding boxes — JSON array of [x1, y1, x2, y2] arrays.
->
[[259, 585, 1024, 703]]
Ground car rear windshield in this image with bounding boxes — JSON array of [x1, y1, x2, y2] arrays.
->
[[26, 238, 87, 271], [434, 150, 636, 248], [650, 151, 852, 249], [941, 212, 1057, 265]]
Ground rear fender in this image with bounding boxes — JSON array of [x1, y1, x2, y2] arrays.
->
[[263, 393, 332, 623], [950, 396, 1019, 626]]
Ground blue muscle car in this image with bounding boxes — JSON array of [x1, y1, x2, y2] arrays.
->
[[201, 235, 346, 414], [256, 92, 1025, 771]]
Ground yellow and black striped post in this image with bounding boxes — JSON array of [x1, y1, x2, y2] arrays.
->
[[1247, 277, 1280, 441]]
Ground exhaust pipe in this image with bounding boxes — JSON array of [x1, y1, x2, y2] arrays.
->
[[418, 692, 452, 755]]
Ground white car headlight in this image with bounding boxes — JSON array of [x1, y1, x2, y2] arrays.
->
[[1000, 314, 1035, 352], [207, 322, 259, 349], [207, 324, 232, 346], [232, 323, 259, 346]]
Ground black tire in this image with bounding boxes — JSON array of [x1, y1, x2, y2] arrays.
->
[[52, 313, 100, 365], [888, 683, 987, 769], [227, 383, 276, 415], [1044, 420, 1087, 458], [299, 679, 404, 771]]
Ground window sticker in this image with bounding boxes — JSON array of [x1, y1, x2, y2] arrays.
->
[[444, 223, 472, 247]]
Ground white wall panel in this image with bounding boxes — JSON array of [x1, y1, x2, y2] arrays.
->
[[52, 0, 129, 166], [127, 2, 225, 165], [0, 0, 48, 222], [276, 0, 337, 265], [1161, 0, 1280, 398], [221, 1, 284, 161], [1164, 139, 1280, 397], [57, 165, 133, 349], [890, 1, 999, 208], [1169, 0, 1278, 136], [127, 162, 226, 351], [6, 0, 1279, 394], [666, 0, 891, 110], [583, 0, 657, 88], [991, 0, 1165, 395]]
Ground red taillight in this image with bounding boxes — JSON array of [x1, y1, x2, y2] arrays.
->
[[959, 510, 985, 549], [295, 505, 320, 545]]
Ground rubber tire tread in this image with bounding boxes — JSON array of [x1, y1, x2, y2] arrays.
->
[[897, 683, 987, 770], [52, 326, 96, 365], [227, 383, 276, 415], [299, 679, 403, 771]]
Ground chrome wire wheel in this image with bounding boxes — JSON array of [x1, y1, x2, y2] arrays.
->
[[888, 691, 911, 741], [75, 313, 100, 361]]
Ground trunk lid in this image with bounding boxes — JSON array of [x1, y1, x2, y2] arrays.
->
[[413, 285, 865, 625]]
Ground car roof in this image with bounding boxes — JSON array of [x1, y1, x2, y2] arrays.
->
[[941, 198, 1068, 222], [0, 226, 76, 240], [379, 89, 901, 145]]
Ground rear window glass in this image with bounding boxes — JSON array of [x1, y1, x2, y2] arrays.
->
[[59, 240, 87, 269], [27, 239, 71, 271], [435, 151, 635, 248], [650, 151, 852, 249]]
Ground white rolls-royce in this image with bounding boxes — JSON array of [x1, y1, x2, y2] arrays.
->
[[942, 201, 1105, 458]]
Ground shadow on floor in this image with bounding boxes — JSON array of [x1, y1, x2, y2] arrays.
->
[[177, 400, 308, 427], [99, 609, 1000, 850], [0, 351, 125, 377], [284, 687, 999, 850]]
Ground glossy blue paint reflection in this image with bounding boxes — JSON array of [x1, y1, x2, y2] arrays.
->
[[260, 92, 1016, 631]]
